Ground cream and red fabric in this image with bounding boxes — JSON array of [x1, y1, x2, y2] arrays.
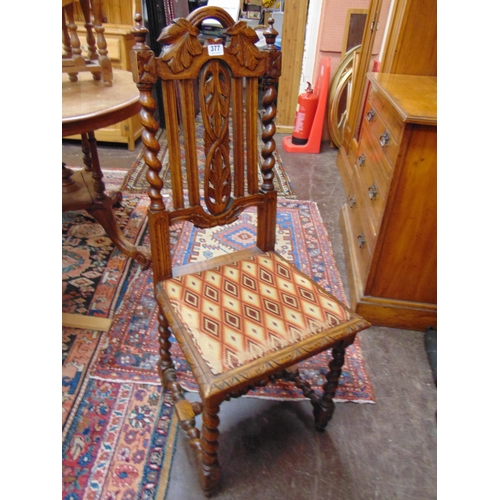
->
[[160, 252, 352, 375]]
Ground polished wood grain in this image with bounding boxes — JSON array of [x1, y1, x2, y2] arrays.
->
[[66, 22, 144, 149], [341, 73, 437, 330], [131, 7, 370, 496], [275, 0, 308, 132], [367, 73, 437, 124], [62, 313, 113, 331], [380, 0, 437, 76], [337, 0, 437, 195], [62, 69, 150, 268], [70, 0, 140, 26], [340, 0, 385, 153], [62, 69, 141, 136]]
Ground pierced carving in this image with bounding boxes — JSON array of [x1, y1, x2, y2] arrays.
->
[[200, 60, 232, 215], [158, 18, 203, 73], [226, 21, 263, 70], [189, 209, 239, 229]]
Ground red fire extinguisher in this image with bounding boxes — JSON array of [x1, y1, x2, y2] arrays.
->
[[291, 82, 319, 145]]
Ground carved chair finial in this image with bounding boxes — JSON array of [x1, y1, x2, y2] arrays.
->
[[263, 16, 278, 47], [134, 12, 144, 29], [131, 13, 149, 49]]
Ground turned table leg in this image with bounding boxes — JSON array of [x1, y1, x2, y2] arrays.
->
[[63, 132, 150, 268], [62, 163, 80, 194], [87, 204, 150, 268], [85, 131, 149, 267]]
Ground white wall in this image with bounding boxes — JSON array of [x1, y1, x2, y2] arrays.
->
[[299, 0, 324, 92]]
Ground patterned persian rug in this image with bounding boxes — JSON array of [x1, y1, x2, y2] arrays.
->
[[62, 171, 374, 499], [120, 123, 296, 198]]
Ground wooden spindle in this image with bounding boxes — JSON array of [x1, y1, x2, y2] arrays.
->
[[79, 0, 98, 61], [91, 0, 112, 85]]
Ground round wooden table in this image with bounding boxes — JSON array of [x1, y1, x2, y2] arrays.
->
[[62, 69, 150, 268]]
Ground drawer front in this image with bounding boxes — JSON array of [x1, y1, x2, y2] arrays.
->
[[345, 188, 372, 285], [357, 125, 392, 188], [353, 139, 388, 236], [363, 98, 401, 168], [366, 133, 394, 197], [368, 85, 404, 144]]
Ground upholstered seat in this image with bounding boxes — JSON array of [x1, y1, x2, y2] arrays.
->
[[131, 5, 370, 496], [158, 251, 352, 378]]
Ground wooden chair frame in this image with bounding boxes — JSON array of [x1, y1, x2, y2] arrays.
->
[[131, 6, 370, 496]]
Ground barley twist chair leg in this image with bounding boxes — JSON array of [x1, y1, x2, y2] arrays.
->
[[199, 403, 221, 497], [313, 341, 347, 432], [157, 311, 185, 401]]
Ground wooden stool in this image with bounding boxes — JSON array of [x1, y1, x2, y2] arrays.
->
[[62, 0, 113, 86]]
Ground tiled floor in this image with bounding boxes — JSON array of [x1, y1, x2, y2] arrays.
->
[[62, 134, 437, 499]]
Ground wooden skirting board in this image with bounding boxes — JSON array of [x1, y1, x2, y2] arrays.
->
[[62, 313, 113, 332], [276, 125, 294, 134]]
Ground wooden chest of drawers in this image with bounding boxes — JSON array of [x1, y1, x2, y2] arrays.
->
[[340, 73, 437, 330]]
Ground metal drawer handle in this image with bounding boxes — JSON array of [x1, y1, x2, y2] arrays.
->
[[357, 234, 366, 248], [366, 109, 375, 122], [357, 154, 365, 167], [348, 196, 357, 208], [379, 131, 390, 147], [368, 183, 378, 200]]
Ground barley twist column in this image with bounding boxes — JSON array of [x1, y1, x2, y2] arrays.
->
[[131, 14, 165, 213], [260, 18, 281, 193], [314, 341, 347, 431], [200, 403, 221, 496]]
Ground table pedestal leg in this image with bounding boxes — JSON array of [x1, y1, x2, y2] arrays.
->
[[62, 163, 80, 193], [87, 202, 150, 269], [62, 133, 151, 269]]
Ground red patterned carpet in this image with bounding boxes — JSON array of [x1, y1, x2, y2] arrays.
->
[[62, 170, 375, 499]]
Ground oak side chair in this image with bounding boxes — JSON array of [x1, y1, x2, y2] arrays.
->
[[131, 6, 370, 496]]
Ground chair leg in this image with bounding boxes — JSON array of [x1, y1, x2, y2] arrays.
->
[[313, 341, 347, 432], [199, 403, 221, 497], [157, 313, 221, 495], [157, 311, 185, 401]]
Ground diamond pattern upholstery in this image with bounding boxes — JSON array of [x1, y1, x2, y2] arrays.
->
[[159, 252, 352, 375]]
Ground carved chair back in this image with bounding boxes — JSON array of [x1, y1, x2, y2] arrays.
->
[[131, 6, 282, 285]]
